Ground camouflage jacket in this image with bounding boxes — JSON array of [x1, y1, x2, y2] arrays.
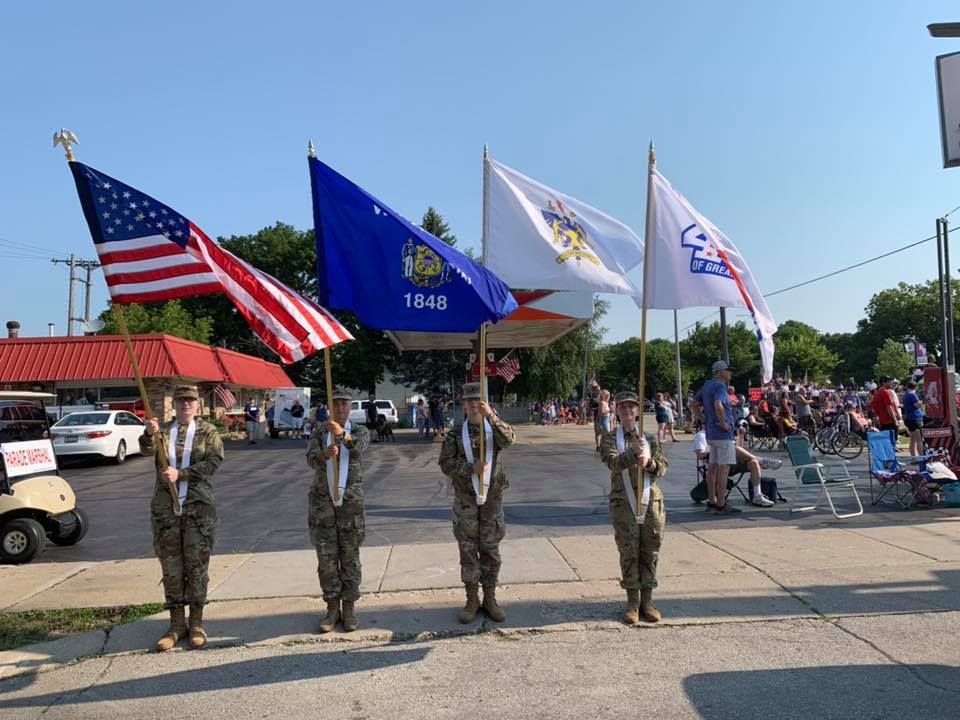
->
[[439, 415, 516, 495], [306, 421, 370, 494], [140, 418, 224, 512], [600, 428, 669, 503]]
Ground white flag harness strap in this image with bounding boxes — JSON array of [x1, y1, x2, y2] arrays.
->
[[168, 420, 196, 516], [325, 420, 351, 507], [462, 419, 494, 505], [616, 425, 651, 524]]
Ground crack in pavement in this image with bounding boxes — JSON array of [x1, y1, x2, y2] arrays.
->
[[40, 655, 115, 716]]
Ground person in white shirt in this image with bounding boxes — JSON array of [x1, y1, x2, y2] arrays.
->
[[693, 426, 777, 507]]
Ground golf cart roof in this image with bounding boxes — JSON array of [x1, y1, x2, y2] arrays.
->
[[0, 391, 55, 401]]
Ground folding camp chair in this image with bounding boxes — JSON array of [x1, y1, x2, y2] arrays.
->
[[784, 435, 864, 519], [866, 432, 936, 509], [692, 454, 749, 504]]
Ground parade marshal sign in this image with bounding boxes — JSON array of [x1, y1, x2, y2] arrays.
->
[[1, 440, 58, 478], [936, 51, 960, 169]]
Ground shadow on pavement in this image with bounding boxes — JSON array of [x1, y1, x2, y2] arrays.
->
[[0, 646, 431, 707], [682, 665, 960, 719]]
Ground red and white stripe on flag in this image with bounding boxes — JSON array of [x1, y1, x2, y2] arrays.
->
[[214, 384, 238, 408], [95, 225, 353, 364], [496, 353, 521, 383]]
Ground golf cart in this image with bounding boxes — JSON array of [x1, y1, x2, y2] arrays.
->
[[0, 391, 88, 564]]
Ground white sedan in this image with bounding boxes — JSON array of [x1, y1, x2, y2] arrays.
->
[[51, 410, 146, 464]]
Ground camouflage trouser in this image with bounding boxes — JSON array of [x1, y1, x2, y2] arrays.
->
[[609, 496, 665, 591], [308, 485, 365, 602], [151, 503, 217, 609], [452, 489, 506, 586]]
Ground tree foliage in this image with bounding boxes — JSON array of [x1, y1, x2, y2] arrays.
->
[[873, 338, 915, 380], [98, 300, 214, 345], [679, 321, 760, 392], [421, 207, 457, 247], [773, 320, 839, 382]]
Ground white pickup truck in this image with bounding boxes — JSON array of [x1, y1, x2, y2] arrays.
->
[[348, 399, 399, 427]]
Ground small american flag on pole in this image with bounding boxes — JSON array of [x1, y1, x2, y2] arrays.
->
[[69, 161, 353, 364], [495, 350, 521, 383], [214, 384, 238, 409]]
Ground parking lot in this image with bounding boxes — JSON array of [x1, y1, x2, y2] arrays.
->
[[30, 421, 945, 566]]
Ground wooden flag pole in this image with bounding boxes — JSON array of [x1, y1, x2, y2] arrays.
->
[[635, 141, 657, 523], [309, 140, 341, 505], [324, 348, 341, 505], [112, 304, 181, 514], [54, 131, 180, 514]]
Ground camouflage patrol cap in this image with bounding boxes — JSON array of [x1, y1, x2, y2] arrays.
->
[[462, 382, 482, 400], [614, 390, 640, 406], [331, 387, 353, 401], [173, 384, 199, 400]]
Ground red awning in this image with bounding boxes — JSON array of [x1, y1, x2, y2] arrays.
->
[[214, 348, 294, 388], [0, 334, 292, 388]]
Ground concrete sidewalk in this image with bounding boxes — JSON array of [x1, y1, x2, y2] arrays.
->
[[3, 517, 959, 680]]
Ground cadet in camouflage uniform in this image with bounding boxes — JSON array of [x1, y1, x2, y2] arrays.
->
[[599, 390, 669, 625], [438, 382, 516, 623], [140, 385, 224, 651], [306, 387, 370, 633]]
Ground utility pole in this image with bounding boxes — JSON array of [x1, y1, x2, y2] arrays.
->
[[51, 256, 100, 335]]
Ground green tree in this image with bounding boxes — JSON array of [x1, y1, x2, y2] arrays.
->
[[679, 321, 760, 392], [822, 331, 875, 386], [594, 337, 685, 400], [98, 300, 214, 345], [509, 299, 608, 401], [392, 349, 470, 399], [421, 207, 457, 247], [873, 338, 915, 380], [773, 320, 839, 382]]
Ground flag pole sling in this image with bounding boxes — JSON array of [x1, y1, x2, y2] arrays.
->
[[478, 322, 488, 502], [478, 143, 490, 503], [324, 346, 341, 504], [113, 304, 181, 514], [636, 142, 657, 523]]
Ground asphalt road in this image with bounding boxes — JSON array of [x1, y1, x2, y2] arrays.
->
[[37, 423, 924, 564]]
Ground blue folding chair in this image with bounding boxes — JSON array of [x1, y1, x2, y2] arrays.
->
[[784, 435, 864, 519], [866, 432, 935, 509]]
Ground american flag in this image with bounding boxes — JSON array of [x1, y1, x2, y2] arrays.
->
[[69, 162, 353, 364], [214, 384, 238, 409], [496, 350, 521, 383]]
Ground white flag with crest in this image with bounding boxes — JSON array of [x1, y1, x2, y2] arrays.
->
[[485, 157, 643, 294], [645, 169, 777, 382]]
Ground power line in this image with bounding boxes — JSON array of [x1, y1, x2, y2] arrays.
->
[[679, 231, 939, 334]]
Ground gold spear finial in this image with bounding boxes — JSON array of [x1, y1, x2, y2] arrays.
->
[[483, 143, 488, 159], [308, 140, 316, 159], [648, 140, 656, 167], [54, 128, 79, 162]]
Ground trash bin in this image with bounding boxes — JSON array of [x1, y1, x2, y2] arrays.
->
[[944, 483, 960, 508]]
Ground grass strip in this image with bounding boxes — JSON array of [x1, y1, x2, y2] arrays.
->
[[0, 603, 165, 651]]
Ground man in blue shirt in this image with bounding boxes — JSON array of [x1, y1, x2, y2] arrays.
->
[[693, 361, 740, 514], [244, 400, 260, 445]]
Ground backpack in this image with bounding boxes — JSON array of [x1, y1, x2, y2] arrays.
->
[[749, 477, 786, 503]]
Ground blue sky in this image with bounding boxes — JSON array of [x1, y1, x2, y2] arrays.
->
[[2, 1, 960, 348]]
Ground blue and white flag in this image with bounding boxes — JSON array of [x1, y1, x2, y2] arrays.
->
[[646, 169, 777, 382], [485, 157, 643, 295], [309, 157, 518, 332]]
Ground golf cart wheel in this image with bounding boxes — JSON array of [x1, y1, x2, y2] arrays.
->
[[113, 439, 127, 465], [51, 507, 89, 547], [0, 518, 46, 564]]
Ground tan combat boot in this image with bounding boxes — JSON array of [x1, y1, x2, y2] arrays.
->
[[319, 599, 340, 633], [188, 604, 208, 649], [623, 589, 640, 625], [640, 589, 661, 623], [458, 583, 481, 624], [341, 601, 359, 632], [482, 585, 506, 622], [155, 606, 187, 652]]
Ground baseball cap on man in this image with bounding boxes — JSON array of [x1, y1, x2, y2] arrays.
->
[[712, 360, 733, 373]]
